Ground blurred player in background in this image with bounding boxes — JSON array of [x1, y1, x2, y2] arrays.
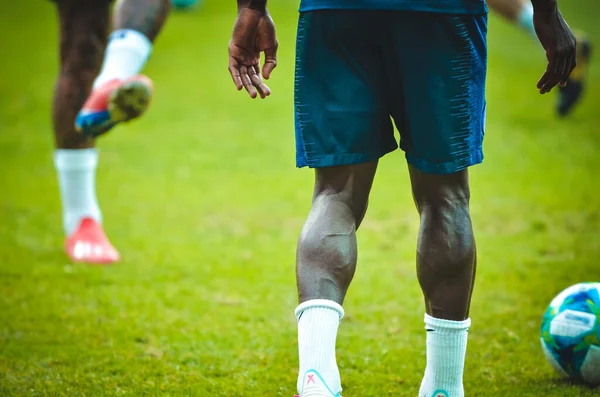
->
[[487, 0, 591, 116], [171, 0, 203, 10], [52, 0, 170, 264], [228, 0, 575, 396]]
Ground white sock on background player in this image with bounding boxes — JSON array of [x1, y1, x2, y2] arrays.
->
[[93, 29, 152, 89], [54, 148, 102, 236], [419, 314, 471, 397], [296, 299, 344, 395], [517, 2, 536, 38]]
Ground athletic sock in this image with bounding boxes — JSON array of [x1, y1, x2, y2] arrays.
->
[[517, 3, 536, 39], [93, 29, 152, 89], [54, 149, 102, 236], [296, 299, 344, 395], [419, 314, 471, 397]]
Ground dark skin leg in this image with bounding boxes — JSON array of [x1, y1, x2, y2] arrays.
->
[[52, 0, 170, 149], [53, 2, 110, 149], [296, 161, 476, 323], [296, 162, 378, 305], [113, 0, 171, 42], [409, 165, 476, 321]]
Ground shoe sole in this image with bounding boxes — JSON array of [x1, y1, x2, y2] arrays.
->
[[65, 244, 120, 265], [108, 79, 152, 125]]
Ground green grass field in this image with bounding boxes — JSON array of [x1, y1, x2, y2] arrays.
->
[[1, 1, 599, 396]]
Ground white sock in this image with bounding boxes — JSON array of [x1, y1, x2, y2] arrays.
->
[[296, 299, 344, 395], [93, 29, 152, 89], [419, 314, 471, 397], [54, 149, 102, 236], [517, 3, 536, 39]]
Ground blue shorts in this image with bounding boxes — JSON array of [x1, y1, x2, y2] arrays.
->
[[294, 10, 488, 174]]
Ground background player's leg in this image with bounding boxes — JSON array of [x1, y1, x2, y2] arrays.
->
[[486, 0, 534, 33], [53, 2, 108, 150], [94, 0, 170, 86], [171, 0, 202, 10], [53, 2, 120, 265], [77, 0, 171, 136], [409, 166, 475, 397], [486, 0, 591, 116], [295, 162, 377, 396]]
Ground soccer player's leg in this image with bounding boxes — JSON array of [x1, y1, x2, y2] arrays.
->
[[486, 0, 534, 33], [486, 0, 591, 116], [76, 0, 171, 136], [411, 168, 475, 397], [293, 10, 397, 397], [53, 0, 119, 264], [295, 163, 377, 397], [388, 12, 487, 397]]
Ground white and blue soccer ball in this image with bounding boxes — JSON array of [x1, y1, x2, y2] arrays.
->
[[541, 282, 600, 386]]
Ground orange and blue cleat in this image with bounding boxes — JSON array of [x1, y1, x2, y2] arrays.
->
[[65, 217, 120, 265], [75, 75, 153, 137]]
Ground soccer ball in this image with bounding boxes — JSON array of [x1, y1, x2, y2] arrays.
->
[[541, 282, 600, 386]]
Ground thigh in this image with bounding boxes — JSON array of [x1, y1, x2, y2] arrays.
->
[[294, 10, 397, 169], [55, 0, 111, 66], [388, 12, 488, 175]]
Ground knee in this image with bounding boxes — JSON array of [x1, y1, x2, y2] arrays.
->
[[58, 18, 106, 76], [64, 39, 103, 73]]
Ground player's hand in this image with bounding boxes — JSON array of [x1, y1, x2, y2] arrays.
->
[[533, 1, 576, 94], [228, 7, 278, 99]]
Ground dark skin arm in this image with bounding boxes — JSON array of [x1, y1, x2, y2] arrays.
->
[[228, 0, 278, 99], [531, 0, 576, 94]]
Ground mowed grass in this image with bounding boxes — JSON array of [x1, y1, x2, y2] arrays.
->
[[1, 1, 599, 396]]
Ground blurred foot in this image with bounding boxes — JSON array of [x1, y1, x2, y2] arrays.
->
[[171, 0, 202, 10], [557, 34, 591, 117], [75, 75, 153, 137], [65, 217, 119, 265], [294, 370, 342, 397]]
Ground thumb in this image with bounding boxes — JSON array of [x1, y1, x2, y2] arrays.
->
[[262, 43, 278, 80]]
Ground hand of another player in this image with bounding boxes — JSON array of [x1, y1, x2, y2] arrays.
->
[[532, 2, 576, 94], [228, 7, 278, 99]]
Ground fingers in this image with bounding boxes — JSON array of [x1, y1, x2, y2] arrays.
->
[[538, 44, 577, 94], [228, 59, 243, 91], [262, 43, 278, 80], [537, 56, 558, 94], [249, 65, 271, 98], [228, 49, 275, 99], [239, 65, 258, 99], [230, 62, 271, 99], [558, 55, 570, 87]]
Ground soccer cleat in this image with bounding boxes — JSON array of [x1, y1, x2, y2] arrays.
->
[[75, 75, 153, 137], [64, 217, 120, 265], [557, 34, 592, 117], [294, 370, 342, 397]]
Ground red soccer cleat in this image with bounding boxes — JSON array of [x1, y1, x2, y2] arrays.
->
[[64, 217, 120, 265]]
